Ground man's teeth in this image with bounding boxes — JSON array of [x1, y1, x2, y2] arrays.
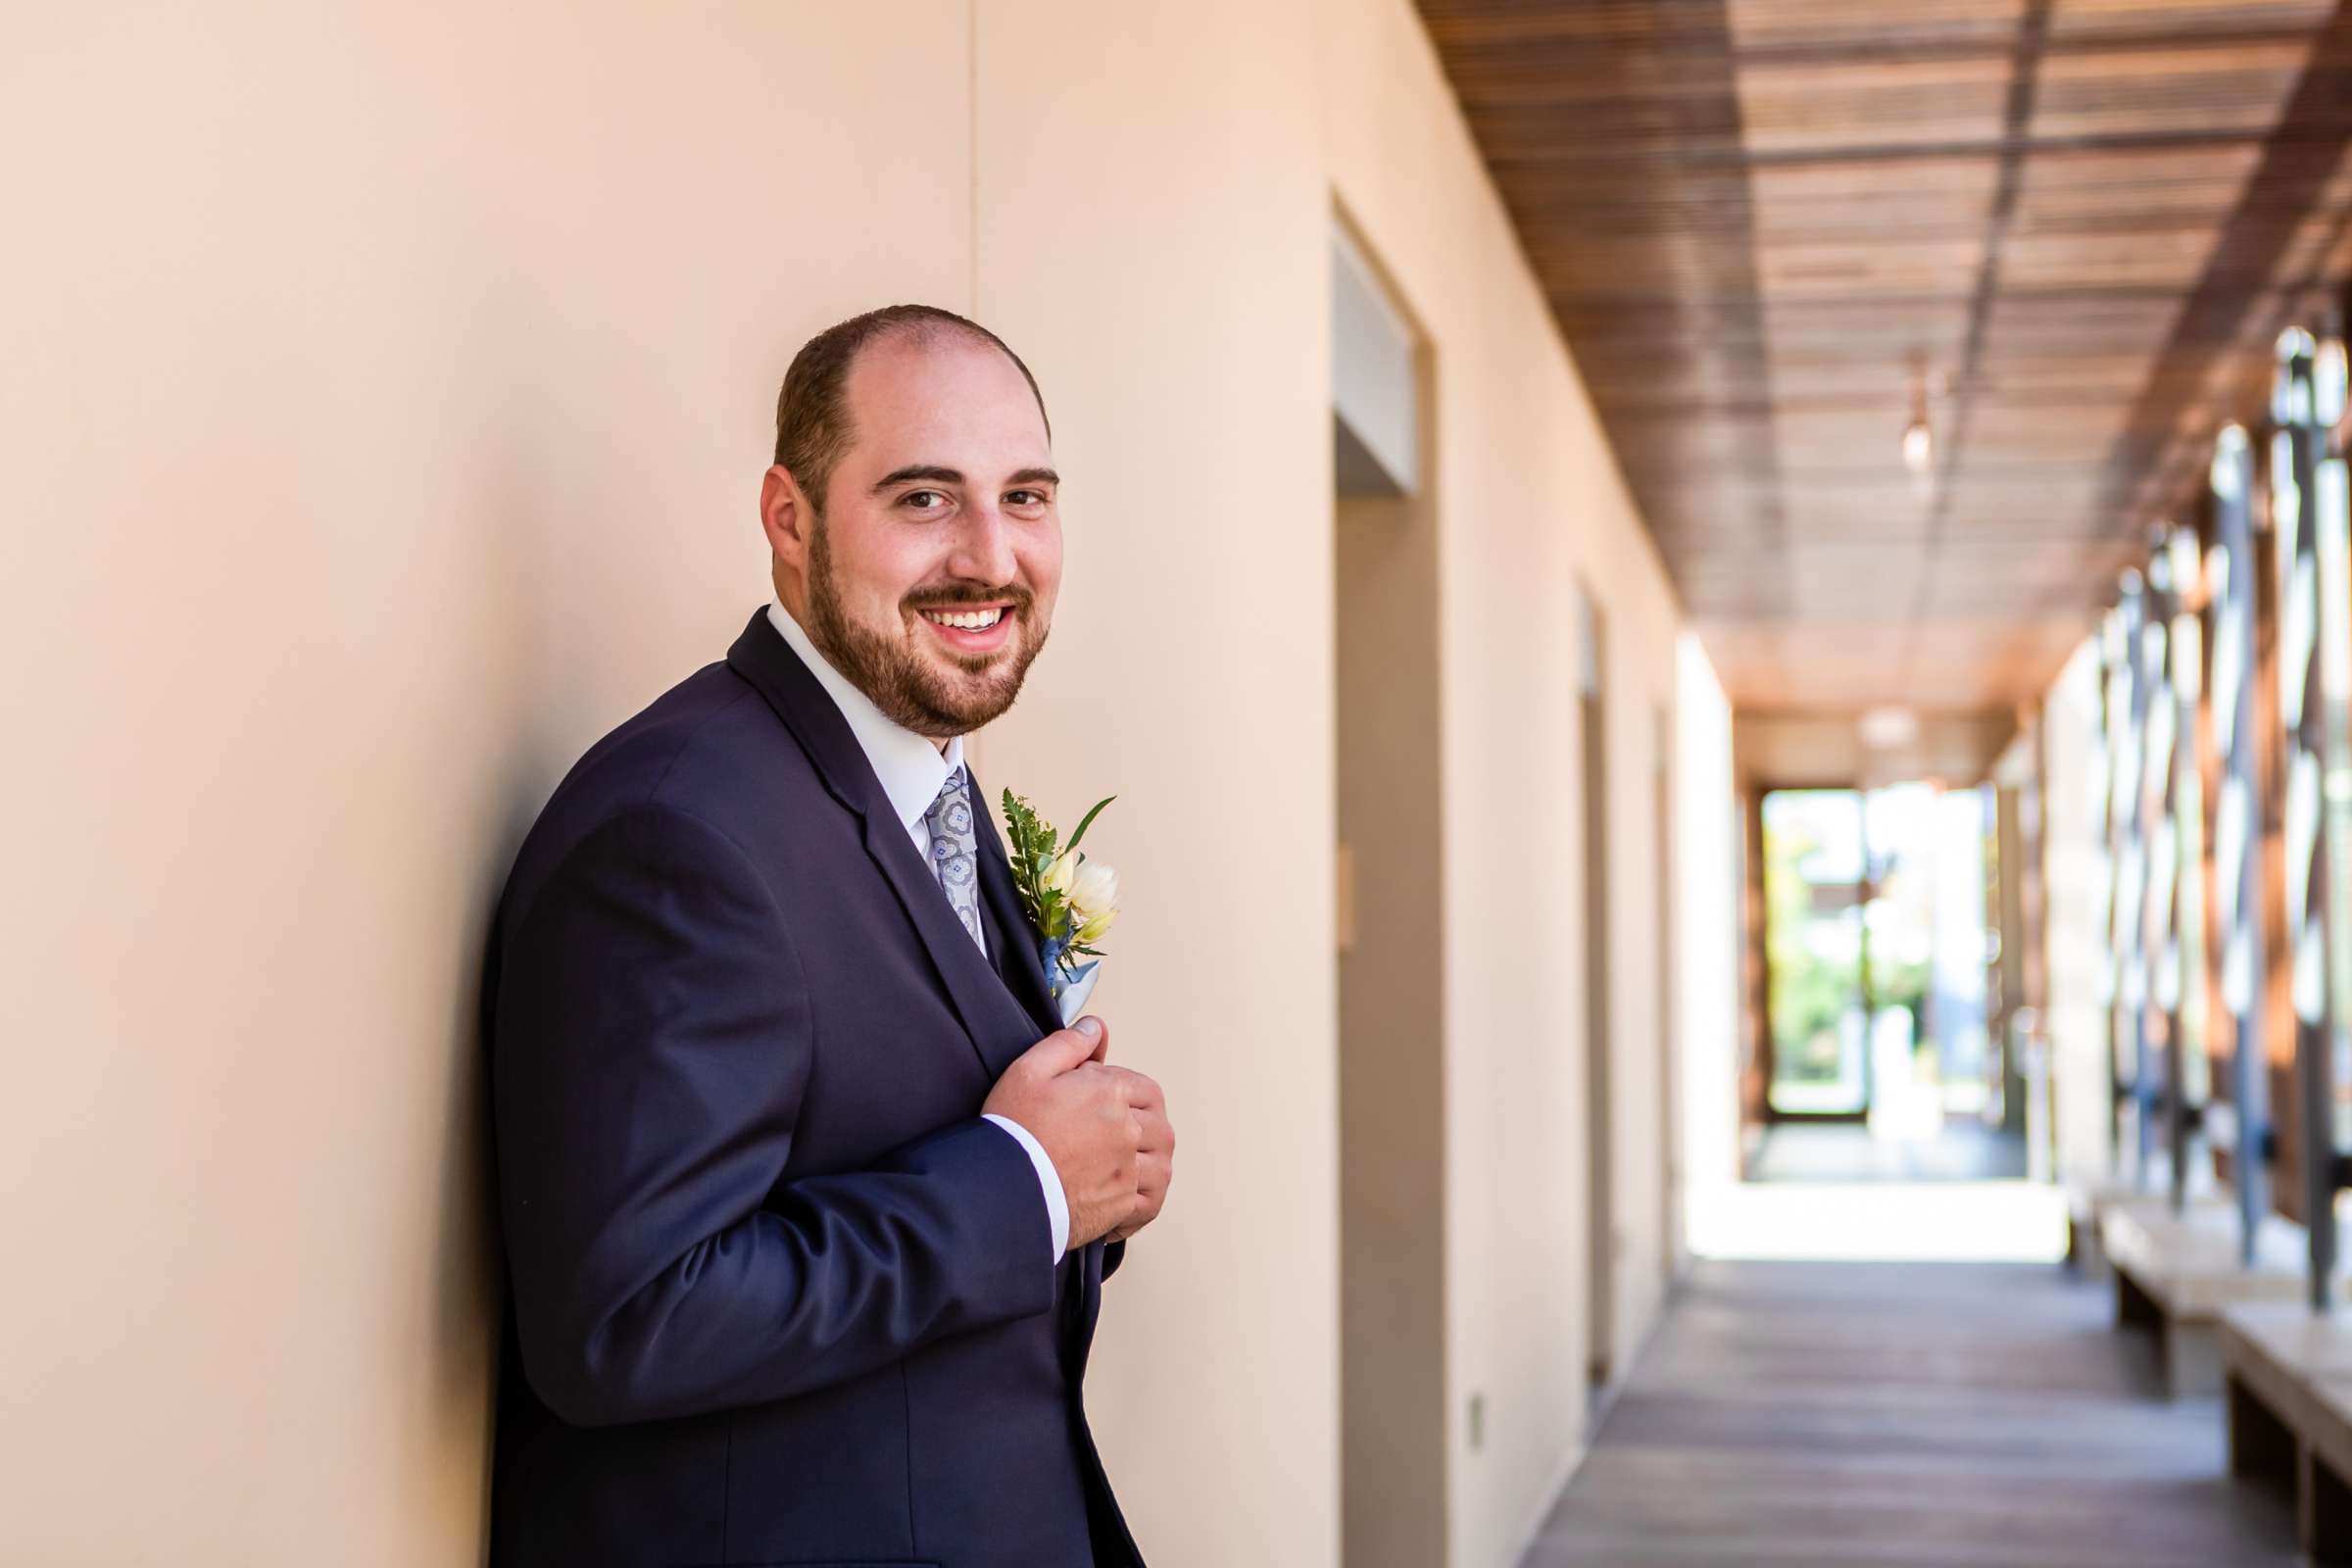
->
[[921, 608, 1004, 630]]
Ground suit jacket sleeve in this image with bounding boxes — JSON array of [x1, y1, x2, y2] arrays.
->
[[493, 804, 1055, 1428]]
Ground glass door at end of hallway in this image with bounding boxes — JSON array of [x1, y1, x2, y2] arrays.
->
[[1761, 784, 1994, 1128]]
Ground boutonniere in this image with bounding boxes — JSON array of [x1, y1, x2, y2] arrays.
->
[[1001, 790, 1119, 1007]]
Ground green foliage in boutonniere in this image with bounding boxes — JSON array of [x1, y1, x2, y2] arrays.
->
[[1002, 790, 1119, 987]]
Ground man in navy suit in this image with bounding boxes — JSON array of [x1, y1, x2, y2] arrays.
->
[[486, 305, 1173, 1567]]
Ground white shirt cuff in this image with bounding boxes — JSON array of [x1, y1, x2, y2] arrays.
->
[[982, 1113, 1069, 1262]]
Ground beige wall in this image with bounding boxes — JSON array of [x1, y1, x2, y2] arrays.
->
[[2039, 640, 2118, 1186], [6, 4, 975, 1561], [1736, 710, 2019, 791], [3, 2, 1725, 1564], [1318, 1, 1696, 1558], [1677, 638, 1747, 1210]]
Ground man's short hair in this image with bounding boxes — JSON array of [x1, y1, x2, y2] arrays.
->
[[772, 304, 1052, 515]]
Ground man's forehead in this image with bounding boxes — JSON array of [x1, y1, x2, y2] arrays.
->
[[843, 333, 1051, 466]]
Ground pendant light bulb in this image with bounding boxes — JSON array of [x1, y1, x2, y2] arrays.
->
[[1902, 418, 1934, 476]]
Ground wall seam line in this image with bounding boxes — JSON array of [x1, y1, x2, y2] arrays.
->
[[968, 0, 979, 315]]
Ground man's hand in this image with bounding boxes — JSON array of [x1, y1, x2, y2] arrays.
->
[[982, 1016, 1174, 1251]]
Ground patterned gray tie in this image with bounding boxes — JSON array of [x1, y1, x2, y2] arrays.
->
[[922, 765, 986, 954]]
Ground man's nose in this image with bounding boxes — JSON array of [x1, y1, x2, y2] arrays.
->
[[946, 503, 1018, 586]]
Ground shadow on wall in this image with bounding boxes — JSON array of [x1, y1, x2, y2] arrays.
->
[[436, 762, 551, 1528], [413, 239, 808, 1524], [418, 362, 598, 1537]]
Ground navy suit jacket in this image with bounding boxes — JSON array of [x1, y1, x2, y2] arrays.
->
[[485, 608, 1140, 1568]]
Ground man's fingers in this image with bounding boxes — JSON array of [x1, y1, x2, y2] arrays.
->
[[1109, 1067, 1163, 1112], [1024, 1017, 1105, 1076], [1107, 1169, 1169, 1244], [1132, 1107, 1174, 1154]]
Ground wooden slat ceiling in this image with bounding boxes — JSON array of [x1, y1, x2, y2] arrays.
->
[[1417, 0, 2352, 713]]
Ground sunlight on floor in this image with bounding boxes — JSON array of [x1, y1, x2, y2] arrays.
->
[[1688, 1180, 2069, 1263]]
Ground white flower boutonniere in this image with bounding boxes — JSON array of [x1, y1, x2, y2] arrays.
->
[[1002, 790, 1119, 1024]]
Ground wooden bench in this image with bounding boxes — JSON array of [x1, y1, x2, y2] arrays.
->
[[2221, 1302, 2352, 1564], [2067, 1160, 2213, 1279], [2100, 1198, 2307, 1396]]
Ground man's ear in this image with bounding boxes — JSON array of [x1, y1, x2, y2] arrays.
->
[[760, 465, 814, 570]]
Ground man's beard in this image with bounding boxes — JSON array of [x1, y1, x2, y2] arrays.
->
[[803, 514, 1047, 737]]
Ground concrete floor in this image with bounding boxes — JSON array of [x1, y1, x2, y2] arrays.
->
[[1746, 1121, 2029, 1184], [1522, 1259, 2300, 1567]]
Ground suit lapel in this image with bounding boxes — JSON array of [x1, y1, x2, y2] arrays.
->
[[725, 609, 1039, 1078]]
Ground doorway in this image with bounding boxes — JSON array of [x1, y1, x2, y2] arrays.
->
[[1656, 701, 1682, 1280], [1332, 213, 1446, 1568], [1579, 588, 1614, 1391], [1754, 783, 2012, 1182]]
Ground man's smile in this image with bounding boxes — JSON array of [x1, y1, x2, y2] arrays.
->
[[913, 601, 1018, 655], [917, 606, 1005, 630]]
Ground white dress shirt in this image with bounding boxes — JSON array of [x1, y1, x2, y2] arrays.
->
[[767, 595, 1071, 1263]]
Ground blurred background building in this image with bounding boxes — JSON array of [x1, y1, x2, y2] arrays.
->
[[6, 1, 2352, 1564]]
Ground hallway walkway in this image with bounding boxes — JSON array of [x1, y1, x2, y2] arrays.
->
[[1745, 1123, 2028, 1185], [1522, 1260, 2300, 1567]]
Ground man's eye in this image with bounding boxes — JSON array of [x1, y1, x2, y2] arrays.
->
[[902, 490, 946, 510], [1005, 490, 1048, 507]]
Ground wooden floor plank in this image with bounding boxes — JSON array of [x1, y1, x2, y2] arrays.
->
[[1522, 1260, 2300, 1567]]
